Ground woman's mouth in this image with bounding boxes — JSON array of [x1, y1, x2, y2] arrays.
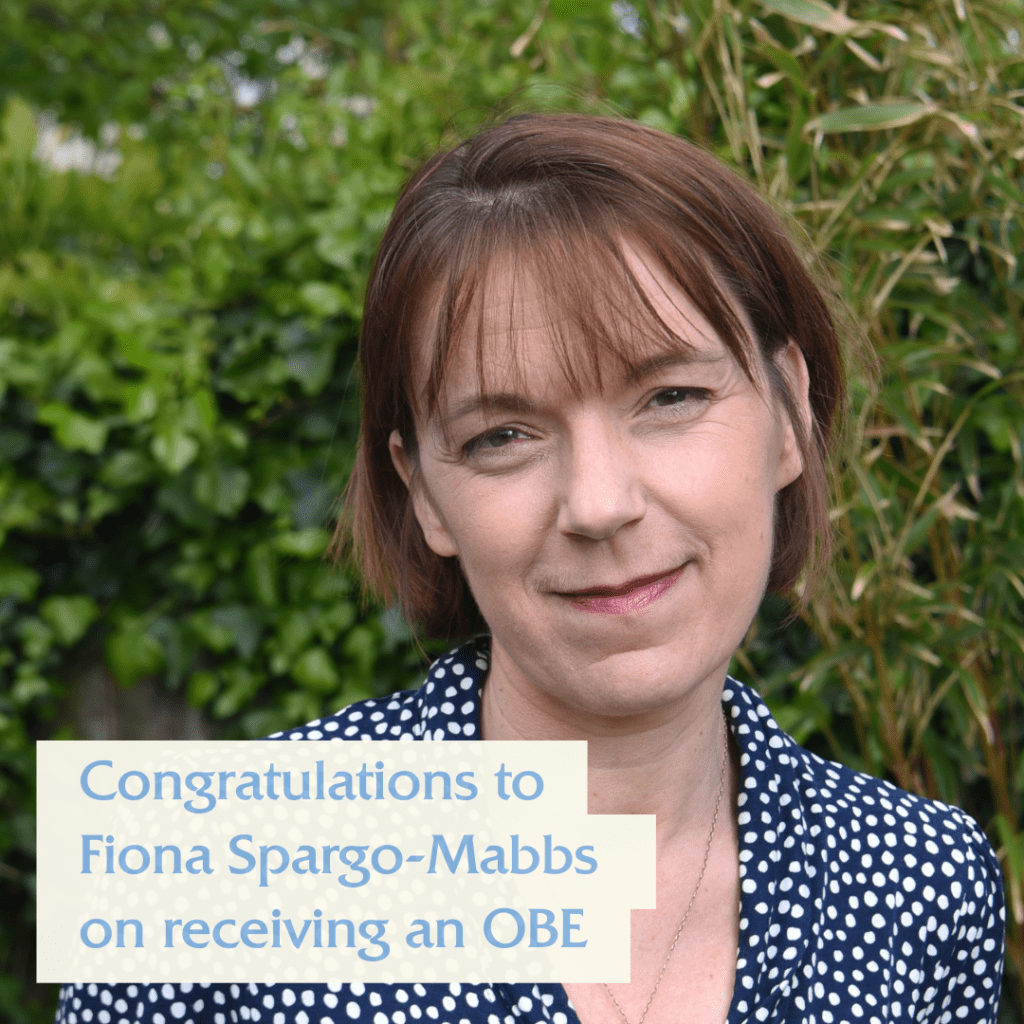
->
[[563, 565, 686, 615]]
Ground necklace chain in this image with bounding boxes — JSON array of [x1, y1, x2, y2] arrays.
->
[[602, 716, 729, 1024]]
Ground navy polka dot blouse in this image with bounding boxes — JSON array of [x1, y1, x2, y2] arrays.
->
[[57, 639, 1006, 1023]]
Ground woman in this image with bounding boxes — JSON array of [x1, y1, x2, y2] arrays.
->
[[58, 115, 1004, 1024]]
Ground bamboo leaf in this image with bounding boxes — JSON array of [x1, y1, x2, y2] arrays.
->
[[1, 96, 37, 161], [807, 102, 935, 134], [759, 0, 859, 35]]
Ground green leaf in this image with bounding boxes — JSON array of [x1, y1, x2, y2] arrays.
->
[[124, 385, 159, 422], [37, 404, 108, 455], [995, 814, 1024, 885], [105, 627, 165, 686], [807, 103, 934, 134], [317, 601, 356, 644], [211, 664, 264, 719], [1, 97, 37, 161], [40, 595, 99, 646], [276, 609, 316, 660], [193, 464, 251, 517], [100, 450, 151, 487], [13, 671, 52, 706], [344, 624, 378, 676], [208, 604, 264, 660], [299, 282, 345, 318], [227, 147, 266, 194], [119, 148, 163, 203], [0, 469, 45, 536], [0, 559, 41, 602], [86, 486, 119, 522], [0, 428, 32, 463], [315, 234, 360, 270], [170, 559, 216, 597], [976, 404, 1014, 454], [189, 610, 235, 653], [152, 429, 200, 473], [187, 670, 219, 708], [292, 646, 340, 693], [285, 343, 334, 395], [759, 0, 858, 34], [246, 543, 279, 608], [274, 528, 331, 558], [549, 0, 607, 16], [17, 617, 54, 660]]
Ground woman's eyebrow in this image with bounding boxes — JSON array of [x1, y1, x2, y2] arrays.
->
[[443, 391, 536, 423], [440, 352, 729, 423], [624, 350, 727, 385]]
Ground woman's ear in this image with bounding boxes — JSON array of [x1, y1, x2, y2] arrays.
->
[[773, 340, 812, 491], [388, 429, 459, 558]]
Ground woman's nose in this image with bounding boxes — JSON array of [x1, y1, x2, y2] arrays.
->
[[555, 418, 646, 540]]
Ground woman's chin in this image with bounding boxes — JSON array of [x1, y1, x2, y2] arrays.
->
[[494, 631, 729, 725]]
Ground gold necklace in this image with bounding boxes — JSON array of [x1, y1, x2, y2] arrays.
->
[[602, 717, 729, 1024]]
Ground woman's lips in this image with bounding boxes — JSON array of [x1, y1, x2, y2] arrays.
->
[[563, 565, 686, 615]]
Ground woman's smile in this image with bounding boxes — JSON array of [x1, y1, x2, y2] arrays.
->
[[559, 564, 687, 615]]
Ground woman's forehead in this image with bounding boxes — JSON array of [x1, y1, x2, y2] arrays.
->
[[412, 243, 751, 418]]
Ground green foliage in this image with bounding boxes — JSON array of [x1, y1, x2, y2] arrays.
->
[[0, 0, 1021, 1020], [658, 0, 1024, 1014], [0, 1, 644, 1017]]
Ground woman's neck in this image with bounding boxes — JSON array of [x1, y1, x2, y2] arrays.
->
[[478, 641, 734, 845]]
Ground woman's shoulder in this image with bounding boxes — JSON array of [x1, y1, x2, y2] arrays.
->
[[724, 674, 1003, 927], [724, 674, 993, 848], [788, 732, 994, 862], [724, 676, 1005, 1019], [266, 642, 488, 743]]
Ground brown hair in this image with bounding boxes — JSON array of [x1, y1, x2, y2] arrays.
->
[[335, 114, 845, 639]]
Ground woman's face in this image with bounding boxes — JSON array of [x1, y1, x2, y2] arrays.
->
[[390, 249, 810, 727]]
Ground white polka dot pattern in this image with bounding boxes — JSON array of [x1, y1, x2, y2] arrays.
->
[[57, 640, 1005, 1023]]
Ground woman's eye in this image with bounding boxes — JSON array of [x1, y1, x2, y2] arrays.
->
[[464, 427, 530, 456], [649, 387, 709, 409]]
